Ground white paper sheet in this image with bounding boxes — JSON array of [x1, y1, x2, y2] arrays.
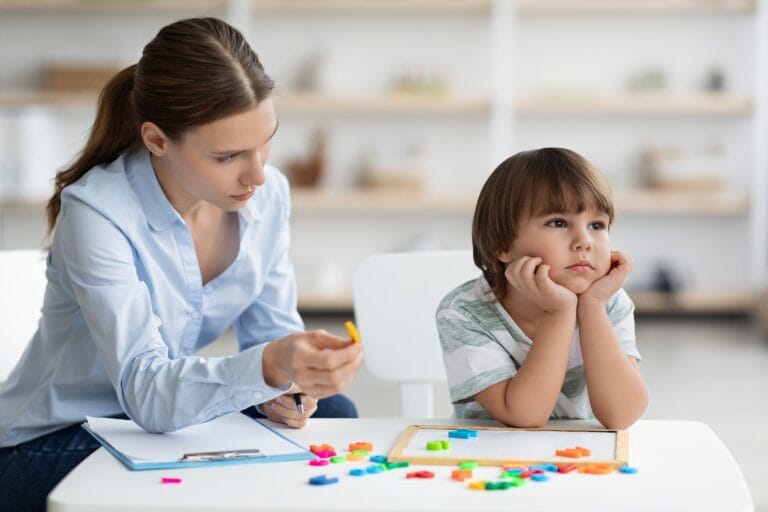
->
[[86, 413, 306, 463]]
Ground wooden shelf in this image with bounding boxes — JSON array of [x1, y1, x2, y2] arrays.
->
[[251, 0, 490, 14], [291, 189, 476, 215], [275, 92, 490, 115], [0, 0, 225, 13], [290, 189, 748, 216], [298, 288, 755, 314], [1, 0, 749, 15], [0, 89, 491, 114], [0, 90, 98, 108], [2, 89, 749, 118], [1, 188, 748, 217], [615, 189, 749, 216], [629, 290, 754, 315], [517, 92, 752, 116], [517, 0, 753, 14]]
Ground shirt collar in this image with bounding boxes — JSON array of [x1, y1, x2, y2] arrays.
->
[[125, 149, 264, 231], [125, 150, 181, 232], [238, 197, 260, 225]]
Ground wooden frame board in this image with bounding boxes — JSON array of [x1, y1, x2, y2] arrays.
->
[[388, 424, 628, 467]]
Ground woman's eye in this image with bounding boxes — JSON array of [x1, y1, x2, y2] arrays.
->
[[217, 154, 235, 163]]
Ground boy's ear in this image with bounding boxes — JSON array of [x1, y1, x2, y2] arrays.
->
[[497, 250, 514, 264], [141, 121, 170, 156]]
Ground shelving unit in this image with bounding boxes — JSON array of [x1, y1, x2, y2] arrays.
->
[[0, 0, 226, 12], [516, 92, 752, 116], [275, 92, 491, 115], [297, 289, 756, 315], [516, 0, 753, 14], [288, 188, 749, 216], [0, 0, 765, 315], [251, 0, 491, 14]]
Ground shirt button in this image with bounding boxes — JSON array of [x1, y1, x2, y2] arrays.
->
[[190, 310, 200, 320], [253, 391, 263, 400]]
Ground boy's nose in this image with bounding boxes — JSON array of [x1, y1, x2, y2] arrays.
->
[[572, 236, 592, 251]]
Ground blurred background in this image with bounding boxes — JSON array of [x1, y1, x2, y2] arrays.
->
[[0, 0, 766, 508]]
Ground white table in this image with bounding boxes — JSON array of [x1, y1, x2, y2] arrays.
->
[[48, 418, 753, 512]]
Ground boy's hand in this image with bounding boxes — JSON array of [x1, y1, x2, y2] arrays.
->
[[260, 384, 318, 429], [262, 330, 363, 398], [580, 251, 633, 305], [505, 256, 577, 313]]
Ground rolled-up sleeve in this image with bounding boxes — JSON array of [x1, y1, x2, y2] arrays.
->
[[57, 200, 288, 433]]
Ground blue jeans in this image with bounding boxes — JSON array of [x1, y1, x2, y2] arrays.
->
[[0, 394, 357, 512]]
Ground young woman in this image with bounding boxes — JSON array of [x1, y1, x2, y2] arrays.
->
[[0, 17, 363, 511]]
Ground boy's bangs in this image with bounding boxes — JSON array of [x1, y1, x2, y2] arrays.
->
[[525, 181, 612, 219]]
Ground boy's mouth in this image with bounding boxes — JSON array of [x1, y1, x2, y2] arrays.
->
[[567, 260, 594, 272]]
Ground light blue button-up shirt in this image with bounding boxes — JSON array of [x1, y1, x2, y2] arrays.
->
[[0, 150, 303, 447]]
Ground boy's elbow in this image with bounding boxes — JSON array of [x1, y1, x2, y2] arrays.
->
[[595, 402, 647, 430], [498, 410, 550, 429]]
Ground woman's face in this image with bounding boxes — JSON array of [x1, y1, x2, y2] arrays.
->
[[150, 98, 278, 213]]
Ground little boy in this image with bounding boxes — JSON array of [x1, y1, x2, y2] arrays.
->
[[437, 148, 648, 429]]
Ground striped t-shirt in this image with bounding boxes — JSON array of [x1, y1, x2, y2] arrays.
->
[[436, 276, 640, 420]]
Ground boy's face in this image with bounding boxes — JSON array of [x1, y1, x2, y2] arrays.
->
[[500, 208, 612, 294]]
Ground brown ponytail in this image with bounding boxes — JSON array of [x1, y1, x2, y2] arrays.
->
[[46, 64, 139, 234], [45, 17, 275, 234]]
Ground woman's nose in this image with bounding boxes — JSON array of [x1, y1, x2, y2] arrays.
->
[[242, 154, 266, 188]]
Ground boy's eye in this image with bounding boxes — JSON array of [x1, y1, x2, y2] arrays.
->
[[590, 221, 606, 230], [546, 219, 566, 228]]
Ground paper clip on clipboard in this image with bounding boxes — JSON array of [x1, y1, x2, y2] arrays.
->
[[181, 448, 264, 462]]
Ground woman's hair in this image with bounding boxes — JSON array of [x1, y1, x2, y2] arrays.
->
[[46, 17, 275, 234], [472, 147, 615, 301]]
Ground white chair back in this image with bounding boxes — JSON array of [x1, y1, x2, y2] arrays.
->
[[0, 249, 47, 382], [352, 250, 478, 418]]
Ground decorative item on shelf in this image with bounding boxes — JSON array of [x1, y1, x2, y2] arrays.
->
[[285, 129, 327, 188], [625, 67, 667, 93], [44, 63, 122, 92], [391, 68, 448, 97], [702, 66, 726, 92], [0, 107, 57, 203], [358, 143, 426, 191], [639, 143, 726, 191], [292, 52, 331, 92], [650, 263, 686, 295]]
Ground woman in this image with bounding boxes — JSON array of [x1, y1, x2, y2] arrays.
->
[[0, 17, 363, 511]]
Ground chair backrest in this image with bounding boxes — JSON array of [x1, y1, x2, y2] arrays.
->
[[352, 250, 478, 418], [0, 249, 47, 382]]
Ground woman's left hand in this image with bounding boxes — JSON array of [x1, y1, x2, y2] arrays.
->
[[580, 250, 633, 305], [260, 384, 318, 428]]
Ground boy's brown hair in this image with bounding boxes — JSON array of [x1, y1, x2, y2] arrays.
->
[[472, 147, 615, 300]]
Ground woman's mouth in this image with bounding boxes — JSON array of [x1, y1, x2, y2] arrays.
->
[[231, 190, 255, 202]]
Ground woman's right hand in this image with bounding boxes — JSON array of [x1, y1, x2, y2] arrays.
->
[[504, 256, 577, 313], [261, 330, 363, 398]]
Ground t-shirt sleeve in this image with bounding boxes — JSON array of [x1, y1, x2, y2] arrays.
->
[[437, 304, 517, 404], [607, 288, 641, 361]]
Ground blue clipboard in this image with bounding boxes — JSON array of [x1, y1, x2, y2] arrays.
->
[[82, 414, 314, 471]]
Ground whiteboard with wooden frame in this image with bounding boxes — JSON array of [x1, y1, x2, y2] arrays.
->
[[388, 425, 628, 467]]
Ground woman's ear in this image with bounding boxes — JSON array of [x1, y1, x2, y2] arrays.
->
[[141, 121, 170, 156]]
